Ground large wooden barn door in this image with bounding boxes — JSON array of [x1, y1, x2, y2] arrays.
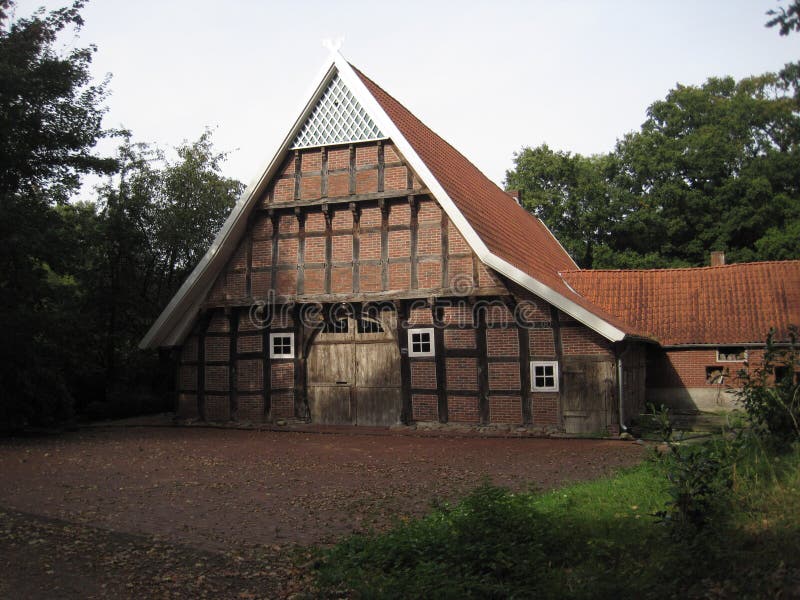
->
[[561, 357, 615, 434], [307, 310, 402, 426]]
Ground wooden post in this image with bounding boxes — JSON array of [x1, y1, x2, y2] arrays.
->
[[351, 202, 360, 293], [475, 299, 490, 425], [296, 207, 305, 295], [409, 196, 419, 290], [396, 300, 412, 424], [380, 198, 389, 290], [433, 301, 448, 423], [293, 150, 301, 201], [262, 316, 272, 422], [441, 211, 449, 289], [269, 209, 279, 297], [348, 144, 356, 195], [377, 140, 385, 193], [196, 311, 211, 422], [518, 321, 532, 425], [320, 146, 328, 198], [228, 307, 239, 421], [323, 203, 332, 294], [293, 304, 307, 421], [550, 305, 564, 428]]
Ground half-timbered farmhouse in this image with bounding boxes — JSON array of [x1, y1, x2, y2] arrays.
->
[[140, 53, 800, 433]]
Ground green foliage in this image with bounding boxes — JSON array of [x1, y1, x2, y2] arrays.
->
[[0, 1, 242, 429], [767, 0, 800, 35], [0, 0, 117, 428], [736, 327, 800, 447], [505, 72, 800, 269], [649, 405, 738, 534], [314, 445, 800, 599], [504, 145, 619, 268]]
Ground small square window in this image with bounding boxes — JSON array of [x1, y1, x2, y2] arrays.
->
[[531, 361, 558, 392], [269, 333, 294, 358], [408, 328, 435, 357]]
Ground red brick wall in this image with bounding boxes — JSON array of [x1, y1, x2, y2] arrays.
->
[[446, 358, 478, 391], [532, 393, 559, 426], [561, 326, 613, 357], [489, 396, 522, 424], [648, 348, 764, 388], [270, 392, 295, 419], [412, 394, 438, 421], [448, 395, 480, 423], [411, 361, 437, 389], [206, 140, 510, 302]]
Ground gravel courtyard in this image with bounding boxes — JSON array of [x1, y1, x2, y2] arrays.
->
[[0, 426, 645, 598]]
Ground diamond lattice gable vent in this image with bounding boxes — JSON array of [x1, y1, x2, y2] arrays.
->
[[290, 72, 385, 149]]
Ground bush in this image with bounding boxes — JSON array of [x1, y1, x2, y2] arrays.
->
[[648, 404, 740, 535], [736, 326, 800, 447], [316, 484, 565, 599]]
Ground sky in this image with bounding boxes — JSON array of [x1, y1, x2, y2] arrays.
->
[[11, 0, 800, 191]]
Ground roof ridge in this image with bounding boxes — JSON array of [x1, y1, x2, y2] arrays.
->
[[562, 259, 800, 275]]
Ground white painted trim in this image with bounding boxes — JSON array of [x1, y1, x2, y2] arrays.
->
[[481, 254, 626, 342], [531, 360, 559, 392], [269, 332, 295, 359], [408, 328, 435, 357]]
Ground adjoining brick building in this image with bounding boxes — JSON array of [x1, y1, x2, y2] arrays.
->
[[562, 260, 800, 413], [140, 52, 800, 433]]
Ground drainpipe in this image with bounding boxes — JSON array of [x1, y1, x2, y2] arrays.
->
[[617, 343, 634, 432]]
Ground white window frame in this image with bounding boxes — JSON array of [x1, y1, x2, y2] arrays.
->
[[408, 328, 435, 357], [269, 332, 295, 359], [531, 361, 559, 392]]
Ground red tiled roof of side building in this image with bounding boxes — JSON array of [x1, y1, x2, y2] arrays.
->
[[352, 66, 645, 338], [561, 261, 800, 346]]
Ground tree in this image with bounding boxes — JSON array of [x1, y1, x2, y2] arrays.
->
[[613, 74, 800, 267], [506, 73, 800, 269], [81, 132, 241, 407], [0, 0, 117, 427], [504, 145, 620, 268], [766, 0, 800, 35]]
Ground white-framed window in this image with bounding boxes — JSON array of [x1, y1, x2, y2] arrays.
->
[[531, 361, 559, 392], [408, 328, 435, 357], [717, 347, 747, 362], [269, 333, 294, 359]]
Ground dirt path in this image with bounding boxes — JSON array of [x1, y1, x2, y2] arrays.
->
[[0, 427, 646, 598]]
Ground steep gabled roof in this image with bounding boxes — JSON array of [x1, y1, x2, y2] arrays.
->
[[140, 53, 635, 349], [561, 261, 800, 346]]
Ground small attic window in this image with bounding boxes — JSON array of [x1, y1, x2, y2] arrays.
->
[[717, 347, 747, 362]]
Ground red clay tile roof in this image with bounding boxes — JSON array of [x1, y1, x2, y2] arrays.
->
[[353, 66, 642, 337], [561, 261, 800, 346]]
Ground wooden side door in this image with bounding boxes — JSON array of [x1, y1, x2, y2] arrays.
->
[[562, 357, 615, 434]]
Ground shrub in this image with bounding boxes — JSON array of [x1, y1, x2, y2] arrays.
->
[[736, 326, 800, 447]]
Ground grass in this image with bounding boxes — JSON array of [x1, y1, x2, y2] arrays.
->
[[312, 443, 800, 599]]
